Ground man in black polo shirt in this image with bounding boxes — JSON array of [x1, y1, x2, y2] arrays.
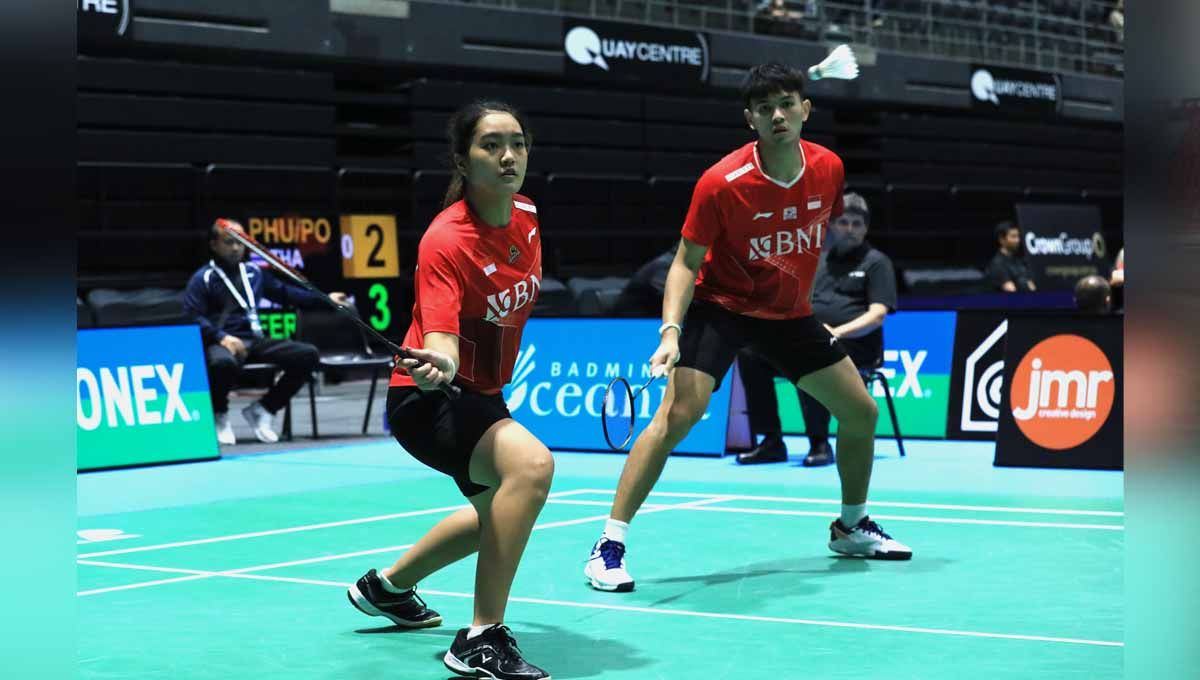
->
[[735, 192, 897, 466], [985, 221, 1037, 292]]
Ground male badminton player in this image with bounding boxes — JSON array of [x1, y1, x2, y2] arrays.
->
[[585, 62, 913, 593]]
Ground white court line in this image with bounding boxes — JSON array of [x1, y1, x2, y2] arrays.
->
[[681, 506, 1124, 531], [77, 497, 728, 596], [77, 561, 1122, 648], [572, 489, 1124, 518], [544, 499, 1123, 530], [77, 489, 598, 560]]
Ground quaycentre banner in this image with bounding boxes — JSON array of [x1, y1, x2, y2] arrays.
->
[[995, 315, 1122, 470], [503, 318, 733, 455], [563, 19, 709, 85], [776, 311, 957, 438], [970, 64, 1061, 118], [77, 326, 219, 471]]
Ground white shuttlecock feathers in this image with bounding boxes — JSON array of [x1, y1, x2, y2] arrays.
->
[[807, 44, 859, 81]]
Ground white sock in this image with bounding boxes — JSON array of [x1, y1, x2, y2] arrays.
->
[[840, 504, 867, 528], [378, 570, 407, 594], [602, 518, 629, 544], [467, 624, 494, 639]]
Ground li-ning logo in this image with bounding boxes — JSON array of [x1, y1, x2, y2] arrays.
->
[[1009, 334, 1115, 450], [747, 223, 824, 261], [753, 212, 774, 221], [484, 274, 541, 324], [77, 363, 195, 431]]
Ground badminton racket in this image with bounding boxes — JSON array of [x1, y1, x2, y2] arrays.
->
[[215, 219, 461, 398]]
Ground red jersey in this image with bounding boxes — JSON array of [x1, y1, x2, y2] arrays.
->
[[390, 196, 542, 395], [681, 139, 845, 319]]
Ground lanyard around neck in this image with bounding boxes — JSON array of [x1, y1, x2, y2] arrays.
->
[[209, 260, 257, 311]]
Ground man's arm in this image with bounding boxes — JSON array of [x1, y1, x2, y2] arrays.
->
[[651, 237, 708, 375], [830, 303, 889, 339], [181, 272, 225, 345]]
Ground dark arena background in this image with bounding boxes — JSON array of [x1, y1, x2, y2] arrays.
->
[[75, 1, 1129, 678]]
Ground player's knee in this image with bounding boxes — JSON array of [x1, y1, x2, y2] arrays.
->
[[517, 447, 555, 498], [841, 397, 878, 432], [667, 398, 706, 433]]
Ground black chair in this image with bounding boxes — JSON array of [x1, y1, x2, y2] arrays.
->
[[858, 357, 906, 458], [297, 307, 394, 438]]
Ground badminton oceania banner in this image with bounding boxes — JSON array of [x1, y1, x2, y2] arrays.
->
[[503, 318, 733, 455], [77, 325, 219, 470]]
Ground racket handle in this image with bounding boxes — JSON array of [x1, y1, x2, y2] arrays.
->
[[394, 347, 463, 399]]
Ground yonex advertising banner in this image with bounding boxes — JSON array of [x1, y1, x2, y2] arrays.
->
[[77, 325, 219, 471], [994, 315, 1122, 470], [776, 311, 957, 438], [503, 318, 733, 455]]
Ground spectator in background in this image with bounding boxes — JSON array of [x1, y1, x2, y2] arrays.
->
[[1074, 274, 1113, 314], [183, 218, 348, 446], [736, 192, 897, 467], [985, 221, 1037, 292]]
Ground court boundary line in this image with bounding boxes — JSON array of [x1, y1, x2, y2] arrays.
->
[[75, 560, 1123, 648], [76, 497, 729, 596], [577, 489, 1124, 517], [545, 499, 1123, 530], [77, 486, 1123, 566], [77, 489, 599, 560]]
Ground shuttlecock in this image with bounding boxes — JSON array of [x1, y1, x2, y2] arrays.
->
[[807, 44, 859, 81]]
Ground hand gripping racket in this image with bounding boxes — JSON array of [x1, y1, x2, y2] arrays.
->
[[215, 219, 461, 398], [601, 372, 664, 451]]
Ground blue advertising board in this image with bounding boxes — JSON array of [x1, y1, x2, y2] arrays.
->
[[77, 325, 219, 470], [502, 318, 733, 454]]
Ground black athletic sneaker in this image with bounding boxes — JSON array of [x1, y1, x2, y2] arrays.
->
[[346, 569, 442, 628], [443, 624, 551, 679]]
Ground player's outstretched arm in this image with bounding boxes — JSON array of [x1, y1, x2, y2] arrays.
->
[[650, 237, 708, 376]]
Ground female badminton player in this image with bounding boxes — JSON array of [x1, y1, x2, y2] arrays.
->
[[345, 100, 553, 680]]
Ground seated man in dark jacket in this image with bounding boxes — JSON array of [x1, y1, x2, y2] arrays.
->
[[985, 221, 1037, 292], [736, 192, 897, 466], [183, 219, 347, 445]]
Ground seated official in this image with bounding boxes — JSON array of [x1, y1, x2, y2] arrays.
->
[[182, 219, 348, 445]]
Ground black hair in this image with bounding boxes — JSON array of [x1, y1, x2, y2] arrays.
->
[[442, 100, 533, 209], [994, 220, 1018, 243], [741, 62, 807, 110]]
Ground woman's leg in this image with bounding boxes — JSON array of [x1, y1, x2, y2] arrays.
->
[[464, 419, 555, 626], [380, 506, 480, 590]]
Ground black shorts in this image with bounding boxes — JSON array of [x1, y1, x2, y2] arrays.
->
[[677, 300, 848, 390], [386, 386, 511, 497]]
